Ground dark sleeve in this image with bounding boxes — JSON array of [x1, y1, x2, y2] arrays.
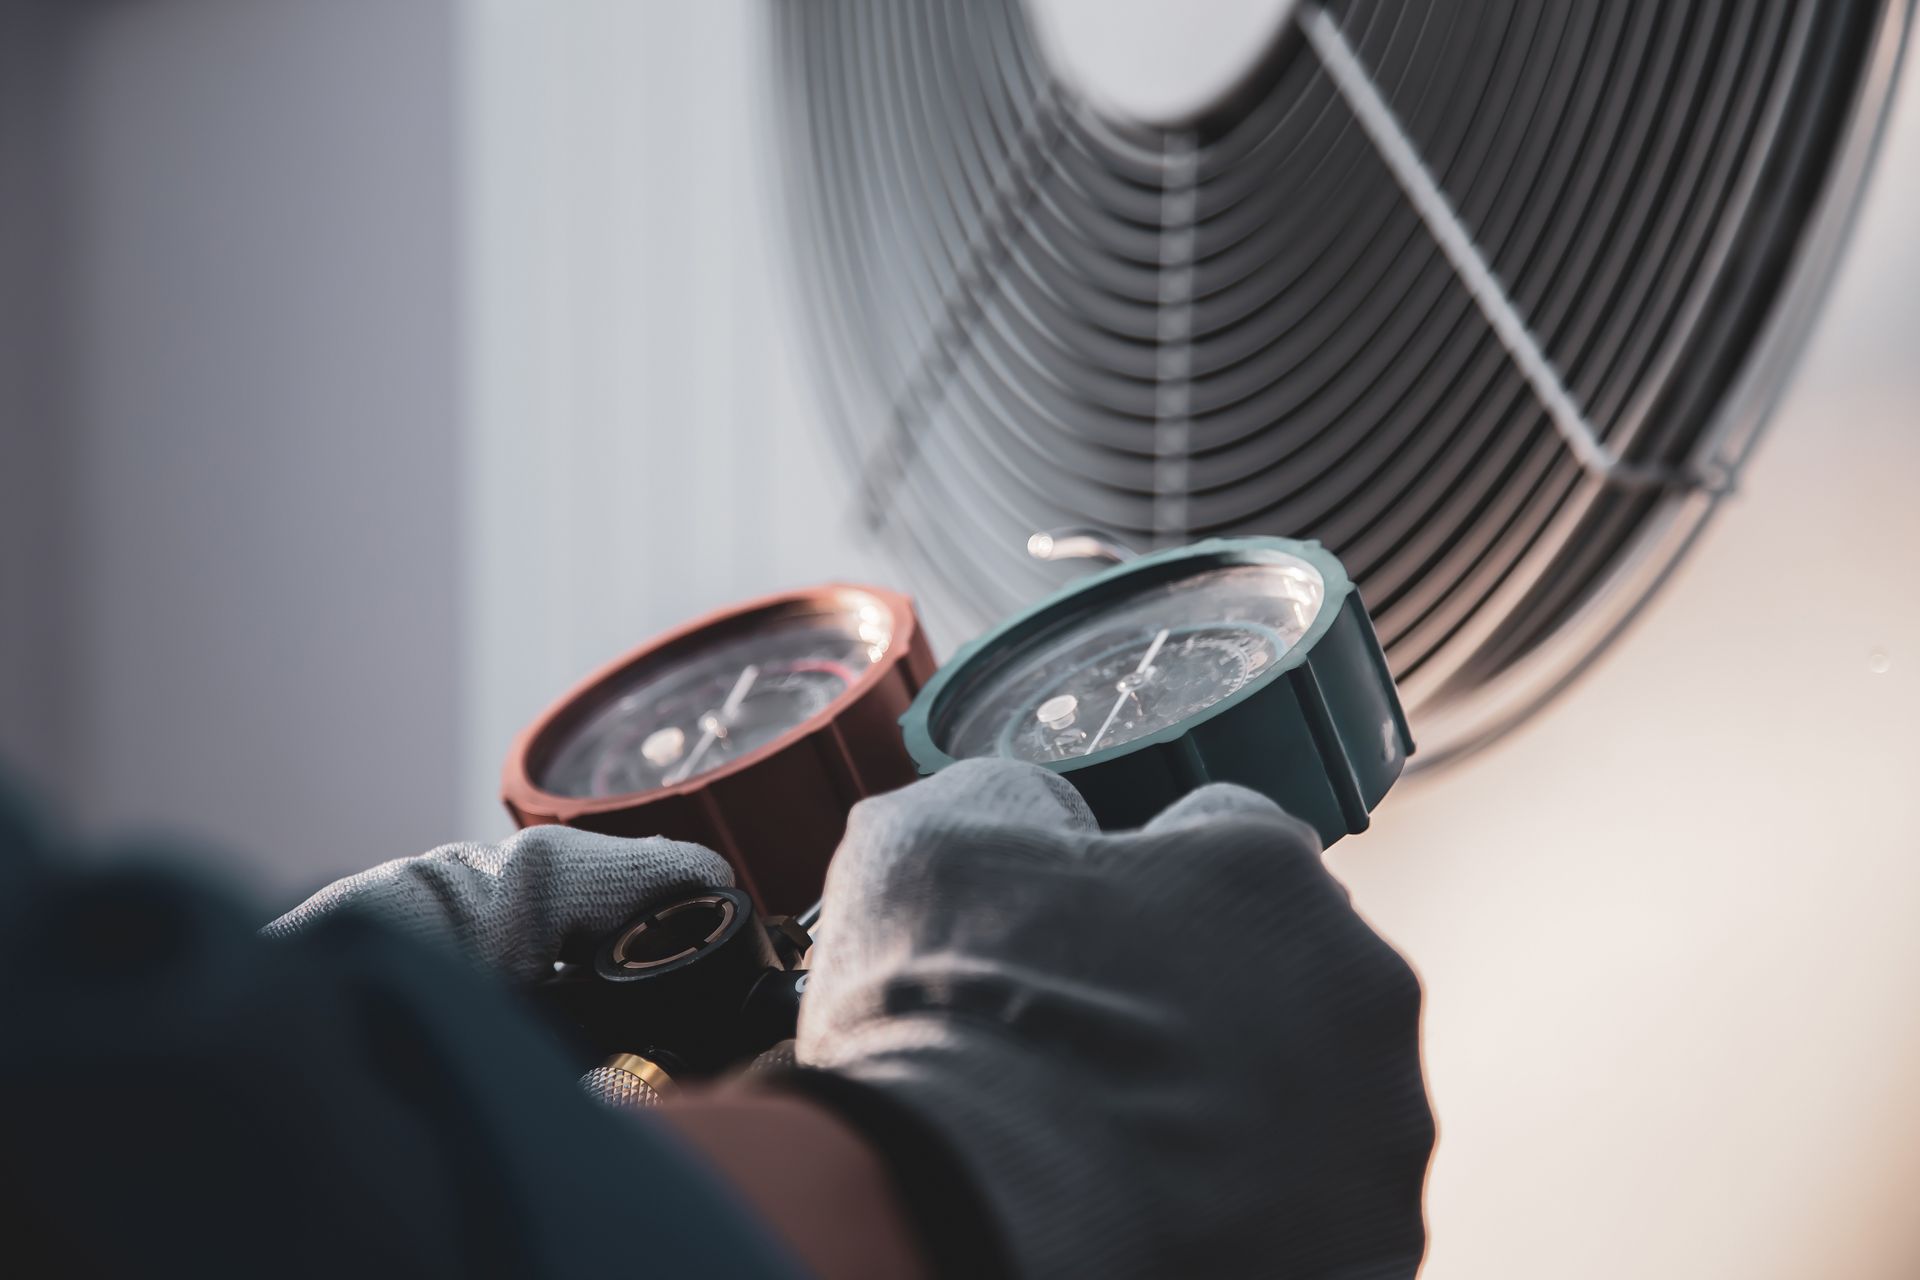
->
[[0, 784, 804, 1280], [769, 1068, 1015, 1280]]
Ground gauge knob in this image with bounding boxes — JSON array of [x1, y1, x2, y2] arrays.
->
[[502, 585, 936, 915], [899, 538, 1411, 846], [580, 1053, 673, 1110], [543, 886, 809, 1090]]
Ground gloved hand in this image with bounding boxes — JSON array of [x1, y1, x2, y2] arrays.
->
[[263, 827, 734, 986], [789, 759, 1432, 1279]]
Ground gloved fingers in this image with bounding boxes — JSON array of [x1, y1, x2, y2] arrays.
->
[[1310, 947, 1435, 1271], [1094, 782, 1327, 889], [264, 827, 735, 985], [863, 758, 1097, 833], [1339, 922, 1428, 1055], [491, 827, 737, 971], [823, 759, 1096, 912], [1138, 782, 1322, 850]]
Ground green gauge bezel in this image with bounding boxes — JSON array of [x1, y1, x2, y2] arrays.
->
[[899, 537, 1413, 847], [986, 621, 1288, 762]]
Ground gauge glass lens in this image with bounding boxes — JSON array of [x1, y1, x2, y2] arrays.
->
[[539, 599, 892, 797], [935, 561, 1325, 764]]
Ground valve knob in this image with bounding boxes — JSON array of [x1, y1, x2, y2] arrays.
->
[[540, 886, 811, 1085], [580, 1052, 674, 1110]]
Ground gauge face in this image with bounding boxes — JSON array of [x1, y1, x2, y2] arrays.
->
[[538, 599, 892, 798], [935, 561, 1326, 764]]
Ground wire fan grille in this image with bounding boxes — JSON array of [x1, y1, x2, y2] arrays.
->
[[771, 1, 1895, 759]]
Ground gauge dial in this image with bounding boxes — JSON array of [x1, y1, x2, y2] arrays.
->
[[936, 562, 1326, 763], [538, 602, 892, 799], [903, 538, 1406, 850], [504, 583, 934, 916]]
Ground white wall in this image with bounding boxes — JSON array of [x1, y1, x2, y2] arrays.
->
[[0, 1, 73, 802], [2, 0, 466, 896], [0, 0, 876, 892], [459, 0, 879, 837]]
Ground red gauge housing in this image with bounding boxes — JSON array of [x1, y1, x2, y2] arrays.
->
[[501, 585, 935, 916]]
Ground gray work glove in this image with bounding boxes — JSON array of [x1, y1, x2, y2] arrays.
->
[[793, 759, 1432, 1279], [264, 827, 734, 985]]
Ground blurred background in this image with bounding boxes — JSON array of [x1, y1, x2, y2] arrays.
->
[[0, 1, 880, 887], [3, 2, 1918, 1277]]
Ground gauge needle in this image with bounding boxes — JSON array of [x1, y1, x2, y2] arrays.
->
[[1083, 628, 1169, 757], [665, 664, 759, 784]]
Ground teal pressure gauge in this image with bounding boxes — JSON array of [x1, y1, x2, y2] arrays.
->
[[899, 537, 1411, 846]]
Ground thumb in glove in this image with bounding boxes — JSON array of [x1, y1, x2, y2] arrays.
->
[[263, 826, 735, 986]]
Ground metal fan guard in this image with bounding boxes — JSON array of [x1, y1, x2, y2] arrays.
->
[[769, 1, 1911, 766]]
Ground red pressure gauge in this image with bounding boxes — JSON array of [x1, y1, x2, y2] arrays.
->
[[502, 585, 935, 916]]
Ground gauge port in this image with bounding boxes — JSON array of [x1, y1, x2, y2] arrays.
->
[[611, 895, 738, 970]]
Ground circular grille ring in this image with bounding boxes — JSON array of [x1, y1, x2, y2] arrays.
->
[[770, 0, 1907, 762]]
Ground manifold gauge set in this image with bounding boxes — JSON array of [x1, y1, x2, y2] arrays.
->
[[503, 536, 1412, 1103]]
